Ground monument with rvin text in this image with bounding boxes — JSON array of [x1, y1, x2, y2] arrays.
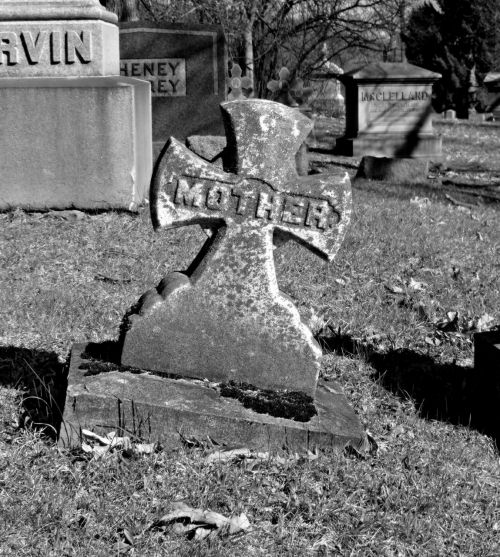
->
[[0, 0, 152, 211]]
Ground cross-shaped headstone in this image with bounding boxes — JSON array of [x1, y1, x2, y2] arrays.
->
[[121, 99, 351, 398]]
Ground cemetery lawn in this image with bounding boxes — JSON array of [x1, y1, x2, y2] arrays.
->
[[1, 152, 499, 553]]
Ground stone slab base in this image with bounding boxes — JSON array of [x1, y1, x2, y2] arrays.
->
[[0, 76, 152, 211], [356, 157, 429, 182], [335, 133, 442, 158], [60, 344, 365, 453]]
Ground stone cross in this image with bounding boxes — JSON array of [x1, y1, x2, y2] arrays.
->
[[120, 99, 351, 398]]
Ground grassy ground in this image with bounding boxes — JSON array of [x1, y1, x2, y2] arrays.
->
[[0, 123, 499, 555]]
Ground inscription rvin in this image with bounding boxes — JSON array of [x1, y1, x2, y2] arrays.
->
[[169, 176, 339, 230], [0, 30, 92, 66]]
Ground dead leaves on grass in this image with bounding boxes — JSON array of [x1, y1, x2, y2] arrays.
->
[[81, 429, 156, 459], [152, 501, 250, 540]]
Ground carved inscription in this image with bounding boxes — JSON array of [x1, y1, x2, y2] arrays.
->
[[360, 88, 431, 116], [168, 176, 339, 230], [120, 59, 186, 96], [0, 30, 92, 66]]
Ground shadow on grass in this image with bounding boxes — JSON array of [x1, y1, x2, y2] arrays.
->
[[0, 346, 66, 440], [319, 332, 499, 447]]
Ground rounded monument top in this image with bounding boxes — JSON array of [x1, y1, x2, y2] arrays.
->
[[0, 0, 118, 24]]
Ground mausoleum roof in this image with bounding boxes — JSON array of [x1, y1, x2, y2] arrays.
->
[[0, 0, 117, 24]]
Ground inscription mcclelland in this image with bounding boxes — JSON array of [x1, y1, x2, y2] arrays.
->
[[120, 58, 186, 96], [0, 30, 92, 65], [168, 176, 339, 230], [360, 90, 430, 102]]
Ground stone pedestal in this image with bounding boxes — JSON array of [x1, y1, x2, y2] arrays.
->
[[60, 344, 365, 453], [0, 0, 152, 210], [0, 77, 151, 211], [356, 157, 429, 182]]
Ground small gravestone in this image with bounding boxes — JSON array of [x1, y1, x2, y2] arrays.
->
[[444, 109, 457, 121], [484, 73, 500, 120], [120, 22, 226, 162], [0, 0, 152, 211], [335, 62, 442, 181], [61, 100, 364, 452]]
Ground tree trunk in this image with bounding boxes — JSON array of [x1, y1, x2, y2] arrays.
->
[[122, 0, 139, 22], [244, 1, 257, 92]]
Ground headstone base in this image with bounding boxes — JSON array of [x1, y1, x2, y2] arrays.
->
[[356, 157, 429, 182], [0, 76, 152, 211], [335, 133, 441, 158], [60, 344, 365, 453]]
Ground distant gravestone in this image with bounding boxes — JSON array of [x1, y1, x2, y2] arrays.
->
[[484, 72, 500, 120], [336, 62, 442, 159], [62, 100, 364, 452], [0, 0, 152, 211], [335, 62, 441, 181], [120, 22, 226, 159], [444, 109, 457, 121]]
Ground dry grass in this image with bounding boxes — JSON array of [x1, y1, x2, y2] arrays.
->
[[0, 123, 499, 555]]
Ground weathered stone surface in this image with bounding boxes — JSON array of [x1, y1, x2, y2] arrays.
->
[[185, 135, 227, 167], [0, 76, 152, 211], [61, 344, 365, 452], [0, 1, 119, 77], [356, 157, 429, 182], [119, 22, 226, 157], [121, 99, 351, 397], [336, 62, 442, 159], [0, 0, 117, 23]]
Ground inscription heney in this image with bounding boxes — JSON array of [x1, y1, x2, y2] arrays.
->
[[120, 58, 186, 96], [168, 176, 340, 230], [0, 30, 92, 65]]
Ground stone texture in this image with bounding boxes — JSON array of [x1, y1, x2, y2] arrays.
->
[[356, 157, 429, 182], [336, 62, 442, 159], [186, 134, 309, 175], [61, 344, 365, 452], [0, 76, 152, 211], [0, 0, 119, 77], [119, 22, 226, 156], [0, 0, 117, 23], [0, 20, 119, 77], [120, 99, 351, 397]]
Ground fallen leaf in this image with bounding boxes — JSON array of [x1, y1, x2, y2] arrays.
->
[[228, 513, 250, 534]]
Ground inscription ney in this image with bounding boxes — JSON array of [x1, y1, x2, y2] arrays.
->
[[120, 58, 186, 96]]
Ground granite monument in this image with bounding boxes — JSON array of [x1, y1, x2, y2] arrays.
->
[[0, 0, 152, 211]]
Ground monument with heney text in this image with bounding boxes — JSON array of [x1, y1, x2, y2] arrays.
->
[[0, 0, 152, 211], [61, 99, 364, 452], [119, 22, 226, 161]]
